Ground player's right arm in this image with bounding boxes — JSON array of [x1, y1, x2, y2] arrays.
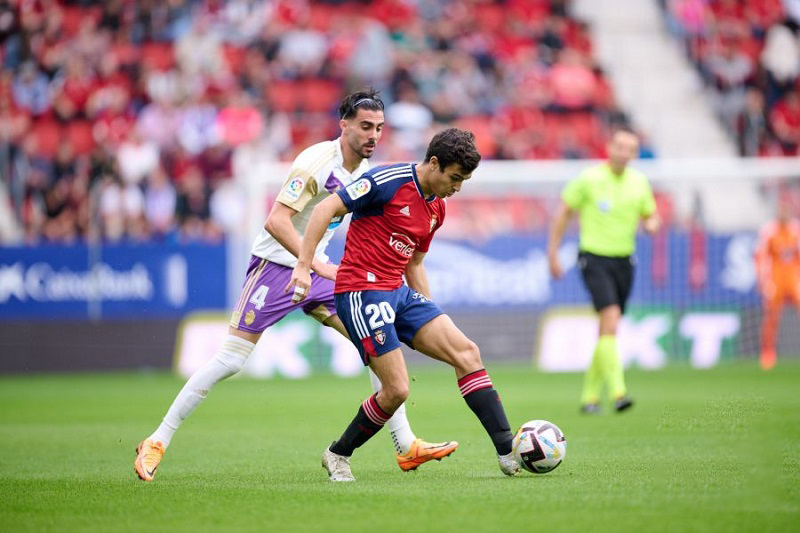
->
[[547, 201, 576, 279], [405, 250, 431, 299], [286, 193, 350, 302], [264, 201, 337, 280]]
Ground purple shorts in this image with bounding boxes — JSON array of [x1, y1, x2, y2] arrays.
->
[[229, 256, 337, 333]]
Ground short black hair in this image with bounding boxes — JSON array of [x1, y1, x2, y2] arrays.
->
[[339, 88, 384, 119], [610, 124, 638, 138], [424, 128, 481, 173]]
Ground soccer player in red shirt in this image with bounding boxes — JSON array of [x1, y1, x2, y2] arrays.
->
[[288, 128, 521, 481]]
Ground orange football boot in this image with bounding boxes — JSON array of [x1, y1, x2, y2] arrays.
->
[[134, 439, 165, 481], [396, 438, 458, 471]]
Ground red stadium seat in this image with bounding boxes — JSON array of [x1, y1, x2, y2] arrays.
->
[[473, 4, 505, 34], [266, 80, 300, 112], [65, 120, 95, 156], [27, 120, 62, 159], [140, 42, 175, 71], [222, 44, 247, 76], [300, 79, 341, 113], [61, 6, 84, 37], [454, 115, 497, 158], [308, 4, 339, 32]]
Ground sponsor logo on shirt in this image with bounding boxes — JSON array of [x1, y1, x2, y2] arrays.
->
[[389, 233, 415, 258], [429, 215, 438, 233], [346, 178, 372, 200], [283, 178, 304, 201], [598, 199, 611, 213]]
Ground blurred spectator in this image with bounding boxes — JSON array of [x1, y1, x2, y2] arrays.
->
[[666, 0, 709, 42], [384, 82, 433, 159], [41, 176, 77, 242], [548, 49, 597, 112], [12, 62, 50, 116], [117, 130, 159, 186], [0, 0, 21, 70], [177, 91, 219, 155], [51, 56, 96, 121], [760, 22, 800, 106], [704, 38, 753, 131], [738, 87, 768, 156], [346, 16, 395, 88], [176, 14, 226, 80], [144, 165, 176, 237], [276, 13, 328, 76], [216, 90, 264, 147], [175, 165, 215, 241], [98, 174, 145, 242], [0, 182, 21, 243], [136, 96, 180, 150], [769, 87, 800, 155], [784, 0, 800, 23]]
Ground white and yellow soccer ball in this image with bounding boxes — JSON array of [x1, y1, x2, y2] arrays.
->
[[512, 419, 567, 474]]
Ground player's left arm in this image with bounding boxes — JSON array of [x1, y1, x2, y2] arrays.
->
[[404, 250, 431, 299], [286, 194, 350, 302], [640, 179, 661, 235]]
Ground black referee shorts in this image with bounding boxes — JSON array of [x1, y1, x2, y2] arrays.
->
[[577, 251, 635, 313]]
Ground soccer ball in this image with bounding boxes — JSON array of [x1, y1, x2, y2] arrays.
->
[[512, 419, 567, 474]]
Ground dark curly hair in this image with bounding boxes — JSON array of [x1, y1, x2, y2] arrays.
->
[[339, 88, 384, 120], [424, 128, 481, 173]]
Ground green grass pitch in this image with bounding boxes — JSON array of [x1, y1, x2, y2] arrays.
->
[[1, 362, 798, 532]]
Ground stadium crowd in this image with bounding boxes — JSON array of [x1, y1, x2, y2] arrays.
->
[[662, 0, 800, 156], [0, 0, 634, 244]]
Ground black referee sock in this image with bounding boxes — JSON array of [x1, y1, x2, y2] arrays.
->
[[458, 369, 513, 455], [329, 394, 392, 457]]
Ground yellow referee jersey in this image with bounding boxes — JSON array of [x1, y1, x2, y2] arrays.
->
[[562, 163, 656, 257]]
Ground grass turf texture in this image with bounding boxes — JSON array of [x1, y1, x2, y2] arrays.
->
[[0, 363, 798, 532]]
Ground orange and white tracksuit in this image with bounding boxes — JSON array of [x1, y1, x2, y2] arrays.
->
[[754, 219, 800, 363]]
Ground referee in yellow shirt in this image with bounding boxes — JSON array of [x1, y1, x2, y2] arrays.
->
[[547, 126, 660, 413]]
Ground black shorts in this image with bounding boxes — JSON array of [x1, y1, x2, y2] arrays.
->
[[577, 251, 635, 313]]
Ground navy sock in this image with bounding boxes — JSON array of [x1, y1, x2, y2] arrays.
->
[[459, 369, 513, 455], [330, 394, 392, 456]]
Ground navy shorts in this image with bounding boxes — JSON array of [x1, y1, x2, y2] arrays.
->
[[335, 286, 444, 365]]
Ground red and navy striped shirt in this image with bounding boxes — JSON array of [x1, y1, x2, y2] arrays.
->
[[335, 163, 446, 293]]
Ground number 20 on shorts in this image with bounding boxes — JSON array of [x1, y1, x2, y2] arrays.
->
[[365, 302, 395, 329]]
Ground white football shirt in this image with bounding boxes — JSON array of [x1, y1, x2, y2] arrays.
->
[[250, 139, 370, 267]]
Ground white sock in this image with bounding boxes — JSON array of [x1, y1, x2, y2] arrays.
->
[[368, 368, 416, 454], [150, 335, 255, 447]]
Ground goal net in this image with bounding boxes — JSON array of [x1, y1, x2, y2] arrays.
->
[[235, 157, 800, 371]]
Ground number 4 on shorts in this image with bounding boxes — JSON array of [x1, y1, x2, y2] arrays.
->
[[249, 285, 269, 310]]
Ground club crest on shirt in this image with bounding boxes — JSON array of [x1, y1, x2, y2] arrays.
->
[[324, 172, 344, 193], [429, 215, 438, 233], [346, 178, 371, 200], [283, 177, 304, 202], [374, 329, 386, 345]]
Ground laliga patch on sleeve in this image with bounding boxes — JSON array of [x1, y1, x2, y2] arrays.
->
[[345, 178, 371, 200], [282, 177, 305, 202]]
